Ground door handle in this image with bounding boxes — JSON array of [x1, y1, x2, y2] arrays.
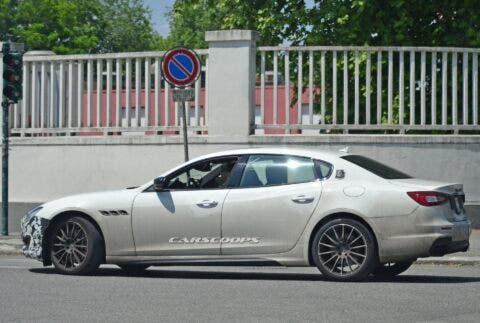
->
[[291, 194, 315, 203], [196, 200, 218, 208]]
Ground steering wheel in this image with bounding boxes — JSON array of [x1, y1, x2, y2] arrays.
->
[[188, 177, 201, 188]]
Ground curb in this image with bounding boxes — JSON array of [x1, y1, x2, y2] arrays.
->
[[415, 257, 480, 266]]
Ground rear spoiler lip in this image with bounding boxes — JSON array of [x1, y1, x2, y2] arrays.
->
[[389, 179, 464, 194]]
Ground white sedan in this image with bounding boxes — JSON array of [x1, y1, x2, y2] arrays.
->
[[21, 148, 471, 281]]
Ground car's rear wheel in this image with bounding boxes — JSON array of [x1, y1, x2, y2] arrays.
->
[[373, 261, 413, 278], [119, 264, 150, 273], [49, 216, 103, 275], [312, 218, 377, 281]]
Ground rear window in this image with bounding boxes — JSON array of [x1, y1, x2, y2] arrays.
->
[[341, 155, 411, 179], [239, 155, 317, 187]]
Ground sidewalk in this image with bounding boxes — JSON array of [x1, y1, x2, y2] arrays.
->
[[1, 231, 480, 265], [0, 234, 23, 256]]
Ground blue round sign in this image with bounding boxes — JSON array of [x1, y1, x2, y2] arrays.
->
[[162, 48, 201, 87]]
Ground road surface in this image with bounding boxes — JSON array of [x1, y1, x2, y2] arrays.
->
[[1, 256, 479, 322]]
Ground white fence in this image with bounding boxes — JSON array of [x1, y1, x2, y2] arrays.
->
[[257, 46, 479, 133], [7, 50, 208, 136], [2, 36, 480, 137]]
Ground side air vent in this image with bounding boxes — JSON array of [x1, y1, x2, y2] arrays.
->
[[99, 210, 129, 216]]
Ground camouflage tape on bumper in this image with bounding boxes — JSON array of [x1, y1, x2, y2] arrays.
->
[[21, 214, 49, 260]]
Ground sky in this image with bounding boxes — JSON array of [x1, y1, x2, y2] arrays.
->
[[143, 0, 175, 37], [144, 0, 315, 37]]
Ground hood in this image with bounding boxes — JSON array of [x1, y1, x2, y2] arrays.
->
[[37, 188, 141, 220]]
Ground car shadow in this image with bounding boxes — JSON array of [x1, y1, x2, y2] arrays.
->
[[29, 267, 480, 283]]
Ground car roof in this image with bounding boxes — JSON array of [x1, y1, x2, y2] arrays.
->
[[191, 147, 347, 162]]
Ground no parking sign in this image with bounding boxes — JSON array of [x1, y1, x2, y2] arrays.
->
[[162, 47, 201, 88]]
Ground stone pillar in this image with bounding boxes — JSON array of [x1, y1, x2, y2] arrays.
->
[[205, 30, 259, 139]]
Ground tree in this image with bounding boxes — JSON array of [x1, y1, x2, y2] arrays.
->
[[99, 0, 156, 53], [163, 0, 307, 49], [10, 0, 104, 54], [165, 0, 480, 48], [0, 0, 16, 40], [1, 0, 157, 54], [305, 0, 480, 47]]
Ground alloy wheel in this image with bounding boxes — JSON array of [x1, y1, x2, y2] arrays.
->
[[52, 221, 88, 270], [317, 223, 368, 277]]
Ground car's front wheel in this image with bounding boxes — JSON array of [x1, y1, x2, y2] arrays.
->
[[49, 216, 103, 275], [312, 218, 377, 281]]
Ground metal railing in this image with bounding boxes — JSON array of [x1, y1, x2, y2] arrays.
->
[[10, 50, 208, 136], [6, 45, 480, 137], [257, 46, 479, 134]]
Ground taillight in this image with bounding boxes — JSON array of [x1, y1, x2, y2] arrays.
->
[[407, 191, 448, 206]]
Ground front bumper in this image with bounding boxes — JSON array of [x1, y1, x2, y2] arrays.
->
[[20, 212, 49, 260]]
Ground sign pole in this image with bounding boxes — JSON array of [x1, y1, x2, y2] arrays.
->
[[1, 99, 9, 236], [161, 47, 201, 163], [181, 100, 189, 162]]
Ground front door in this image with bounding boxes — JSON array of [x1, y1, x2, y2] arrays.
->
[[132, 156, 239, 256]]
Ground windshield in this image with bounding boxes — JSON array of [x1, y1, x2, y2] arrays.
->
[[341, 155, 411, 179]]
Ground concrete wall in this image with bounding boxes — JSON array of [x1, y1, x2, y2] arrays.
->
[[3, 134, 479, 233]]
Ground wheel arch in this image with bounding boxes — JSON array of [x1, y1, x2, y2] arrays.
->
[[307, 212, 379, 266], [41, 210, 106, 266]]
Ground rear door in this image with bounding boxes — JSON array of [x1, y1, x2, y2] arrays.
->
[[221, 154, 324, 255]]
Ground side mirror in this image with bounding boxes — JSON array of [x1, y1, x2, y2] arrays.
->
[[153, 177, 166, 191]]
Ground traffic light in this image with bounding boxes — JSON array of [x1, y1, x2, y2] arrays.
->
[[2, 43, 23, 103]]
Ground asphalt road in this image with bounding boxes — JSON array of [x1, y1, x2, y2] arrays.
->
[[1, 257, 480, 322]]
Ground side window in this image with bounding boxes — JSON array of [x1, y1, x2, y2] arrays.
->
[[166, 157, 238, 190], [314, 160, 333, 179], [239, 155, 316, 188]]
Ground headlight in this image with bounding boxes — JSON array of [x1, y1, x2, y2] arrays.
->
[[23, 206, 43, 222]]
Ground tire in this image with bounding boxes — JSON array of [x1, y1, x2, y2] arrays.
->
[[119, 264, 150, 273], [49, 216, 103, 275], [372, 261, 413, 278], [312, 218, 377, 281]]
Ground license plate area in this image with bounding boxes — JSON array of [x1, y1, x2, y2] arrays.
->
[[452, 224, 470, 241], [449, 194, 465, 214]]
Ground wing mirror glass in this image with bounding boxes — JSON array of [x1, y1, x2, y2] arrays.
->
[[153, 177, 166, 191]]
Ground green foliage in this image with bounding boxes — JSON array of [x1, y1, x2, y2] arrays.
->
[[3, 0, 478, 54], [160, 0, 307, 49], [10, 0, 103, 54], [0, 0, 156, 54], [165, 0, 480, 49], [305, 0, 480, 47], [99, 0, 156, 53]]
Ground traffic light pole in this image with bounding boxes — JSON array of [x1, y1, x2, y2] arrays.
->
[[1, 41, 23, 235], [1, 99, 8, 235]]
